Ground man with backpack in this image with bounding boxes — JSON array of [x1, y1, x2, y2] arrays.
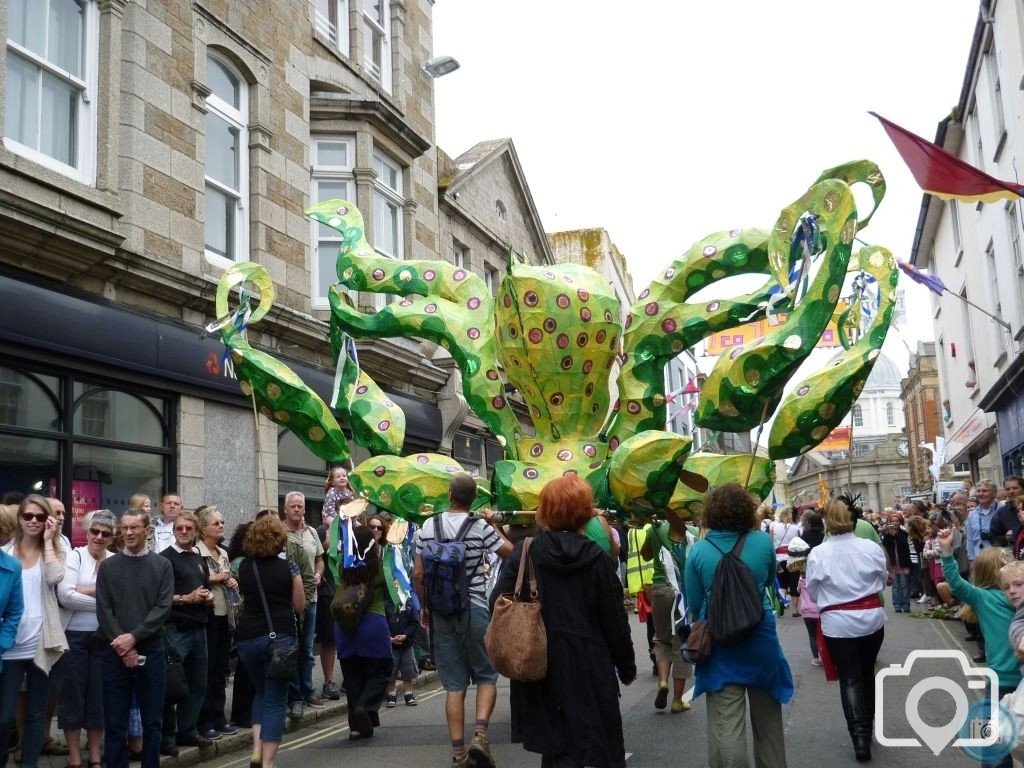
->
[[413, 474, 513, 768]]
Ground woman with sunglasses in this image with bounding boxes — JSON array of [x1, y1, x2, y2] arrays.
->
[[367, 516, 389, 545], [0, 495, 68, 768], [55, 509, 116, 768], [196, 507, 239, 741]]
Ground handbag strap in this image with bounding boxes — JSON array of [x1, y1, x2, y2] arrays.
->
[[251, 560, 277, 639], [514, 538, 538, 600]]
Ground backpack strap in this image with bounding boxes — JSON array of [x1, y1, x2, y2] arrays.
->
[[730, 531, 749, 557], [432, 514, 475, 544], [453, 516, 476, 542]]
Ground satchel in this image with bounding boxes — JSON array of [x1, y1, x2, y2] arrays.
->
[[252, 560, 298, 682], [484, 538, 547, 683], [164, 651, 189, 701], [682, 618, 712, 664]]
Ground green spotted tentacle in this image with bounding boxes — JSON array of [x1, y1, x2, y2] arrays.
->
[[768, 245, 899, 459], [211, 262, 350, 462], [307, 200, 521, 459], [349, 453, 490, 523], [663, 453, 777, 520], [607, 431, 698, 516], [608, 229, 780, 450], [695, 178, 858, 433]]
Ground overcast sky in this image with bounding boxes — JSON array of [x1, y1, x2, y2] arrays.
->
[[432, 1, 980, 361]]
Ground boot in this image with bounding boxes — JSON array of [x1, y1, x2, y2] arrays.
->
[[840, 679, 872, 761]]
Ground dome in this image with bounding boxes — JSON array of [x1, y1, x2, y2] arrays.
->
[[864, 353, 903, 391]]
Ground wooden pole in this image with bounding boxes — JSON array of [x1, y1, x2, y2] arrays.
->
[[745, 399, 773, 489]]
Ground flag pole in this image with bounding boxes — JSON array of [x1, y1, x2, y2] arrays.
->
[[943, 288, 1012, 331]]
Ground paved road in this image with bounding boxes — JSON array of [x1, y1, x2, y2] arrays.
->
[[188, 600, 1005, 768]]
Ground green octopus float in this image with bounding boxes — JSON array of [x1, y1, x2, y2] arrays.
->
[[208, 160, 898, 525]]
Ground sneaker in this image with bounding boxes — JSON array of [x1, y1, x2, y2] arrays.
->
[[468, 732, 495, 768], [305, 697, 326, 709], [323, 681, 341, 701], [811, 658, 823, 667], [419, 658, 436, 671], [654, 683, 669, 710], [287, 701, 304, 720], [199, 729, 222, 741], [386, 694, 397, 708], [219, 724, 239, 735], [670, 699, 690, 713], [451, 755, 470, 768], [917, 595, 931, 604], [404, 693, 417, 706]]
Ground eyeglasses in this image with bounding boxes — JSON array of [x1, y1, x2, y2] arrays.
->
[[20, 513, 47, 523], [368, 524, 383, 531], [88, 528, 113, 539]]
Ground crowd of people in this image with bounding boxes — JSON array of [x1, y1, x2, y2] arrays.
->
[[1, 471, 1022, 768]]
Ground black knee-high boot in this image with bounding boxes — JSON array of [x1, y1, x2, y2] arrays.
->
[[840, 679, 872, 762]]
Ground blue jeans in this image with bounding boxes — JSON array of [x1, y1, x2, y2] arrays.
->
[[162, 624, 208, 745], [288, 603, 316, 704], [103, 644, 166, 768], [892, 573, 910, 610], [237, 635, 295, 742], [0, 660, 53, 768]]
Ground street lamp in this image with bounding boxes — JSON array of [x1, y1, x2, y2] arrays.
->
[[422, 55, 460, 78]]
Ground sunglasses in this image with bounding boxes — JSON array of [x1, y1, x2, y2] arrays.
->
[[20, 512, 47, 523], [368, 524, 383, 531], [89, 528, 113, 539]]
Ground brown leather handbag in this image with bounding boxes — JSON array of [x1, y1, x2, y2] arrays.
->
[[683, 618, 713, 664], [485, 538, 548, 682]]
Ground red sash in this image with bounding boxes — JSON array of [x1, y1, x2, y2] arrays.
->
[[816, 595, 883, 682]]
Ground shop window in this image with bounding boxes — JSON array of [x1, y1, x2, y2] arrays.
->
[[278, 427, 330, 523], [0, 434, 59, 501], [0, 367, 59, 431], [73, 384, 166, 447]]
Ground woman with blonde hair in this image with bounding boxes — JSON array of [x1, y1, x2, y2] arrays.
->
[[128, 495, 152, 517], [770, 507, 799, 614], [491, 475, 636, 768], [0, 507, 18, 547], [0, 495, 67, 768], [806, 499, 887, 761]]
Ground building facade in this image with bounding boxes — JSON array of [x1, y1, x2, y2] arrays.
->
[[0, 0, 460, 531], [909, 2, 1024, 483], [900, 342, 947, 492]]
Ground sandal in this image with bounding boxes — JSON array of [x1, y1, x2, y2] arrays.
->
[[792, 611, 802, 617]]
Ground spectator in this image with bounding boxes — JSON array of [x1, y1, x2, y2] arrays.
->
[[55, 510, 115, 768], [806, 499, 888, 762], [491, 475, 636, 768], [160, 512, 213, 754], [413, 473, 513, 768], [685, 484, 792, 768], [96, 509, 174, 768], [0, 495, 67, 768], [990, 475, 1024, 547], [236, 516, 305, 768], [195, 507, 239, 740], [321, 468, 355, 527], [881, 512, 912, 613], [148, 494, 182, 554], [281, 493, 325, 719], [769, 508, 799, 613]]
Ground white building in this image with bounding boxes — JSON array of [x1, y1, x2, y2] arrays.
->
[[910, 2, 1024, 482]]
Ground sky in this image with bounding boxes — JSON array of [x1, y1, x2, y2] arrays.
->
[[432, 1, 981, 369]]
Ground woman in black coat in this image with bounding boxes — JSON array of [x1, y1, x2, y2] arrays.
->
[[490, 475, 636, 768]]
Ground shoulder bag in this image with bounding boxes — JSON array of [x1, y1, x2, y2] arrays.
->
[[484, 538, 547, 682], [252, 560, 298, 681]]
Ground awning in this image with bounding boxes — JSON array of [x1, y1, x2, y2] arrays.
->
[[0, 271, 441, 448], [944, 406, 996, 465]]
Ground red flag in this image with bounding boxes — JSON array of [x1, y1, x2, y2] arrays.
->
[[682, 376, 699, 395], [871, 112, 1024, 203]]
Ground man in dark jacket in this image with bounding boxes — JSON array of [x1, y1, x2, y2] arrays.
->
[[989, 475, 1024, 546]]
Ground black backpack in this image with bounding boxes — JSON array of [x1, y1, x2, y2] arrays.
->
[[705, 532, 764, 644]]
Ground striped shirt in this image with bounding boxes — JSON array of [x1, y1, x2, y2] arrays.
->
[[415, 512, 502, 609]]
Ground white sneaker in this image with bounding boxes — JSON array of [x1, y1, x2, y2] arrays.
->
[[917, 595, 930, 604]]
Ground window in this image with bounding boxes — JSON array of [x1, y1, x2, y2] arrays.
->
[[985, 46, 1006, 153], [986, 241, 1010, 352], [1007, 202, 1024, 327], [961, 287, 977, 383], [372, 150, 403, 310], [311, 137, 355, 308], [204, 52, 248, 266], [362, 0, 391, 92], [314, 0, 349, 56], [4, 0, 98, 182], [452, 242, 465, 268], [954, 462, 970, 473], [495, 200, 507, 222], [852, 404, 863, 428], [968, 105, 984, 169], [485, 266, 498, 296], [886, 402, 895, 427], [950, 200, 962, 259]]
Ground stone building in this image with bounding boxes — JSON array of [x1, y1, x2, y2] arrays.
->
[[900, 342, 946, 492], [0, 0, 503, 532]]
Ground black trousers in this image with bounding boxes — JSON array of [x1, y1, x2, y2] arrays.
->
[[200, 615, 232, 731], [824, 628, 885, 725], [230, 658, 253, 728], [339, 658, 392, 729]]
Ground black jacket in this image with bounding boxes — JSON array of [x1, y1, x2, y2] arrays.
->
[[989, 502, 1021, 546], [385, 599, 419, 648], [882, 527, 913, 569], [490, 531, 636, 768]]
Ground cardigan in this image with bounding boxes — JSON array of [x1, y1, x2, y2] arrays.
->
[[2, 542, 67, 675]]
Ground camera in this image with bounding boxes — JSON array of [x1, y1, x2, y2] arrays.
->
[[980, 530, 991, 542]]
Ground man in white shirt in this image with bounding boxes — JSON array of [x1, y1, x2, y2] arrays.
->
[[149, 494, 182, 554]]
